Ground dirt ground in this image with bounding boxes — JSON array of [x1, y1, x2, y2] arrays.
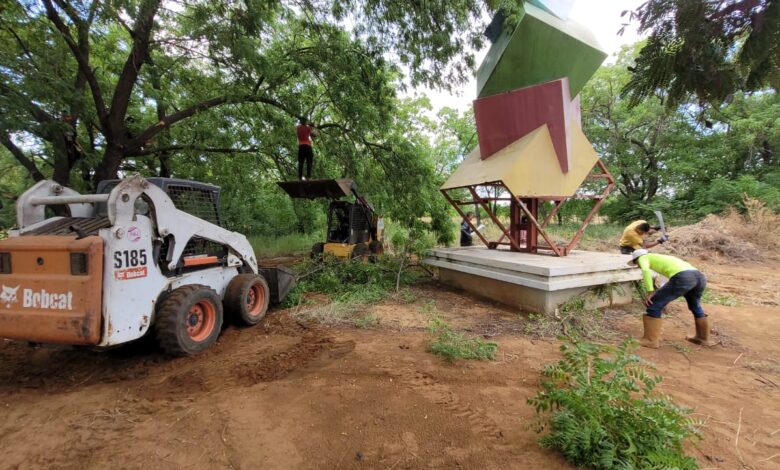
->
[[1, 258, 779, 469]]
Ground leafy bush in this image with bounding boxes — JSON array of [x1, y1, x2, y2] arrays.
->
[[281, 255, 424, 309], [528, 339, 700, 470], [690, 175, 780, 217], [427, 319, 498, 362]]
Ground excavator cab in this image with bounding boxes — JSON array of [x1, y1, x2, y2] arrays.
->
[[277, 179, 385, 260]]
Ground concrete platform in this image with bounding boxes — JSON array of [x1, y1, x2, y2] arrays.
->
[[424, 247, 642, 313]]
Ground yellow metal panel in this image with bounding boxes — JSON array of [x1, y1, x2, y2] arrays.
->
[[441, 125, 550, 190], [324, 243, 352, 258], [440, 123, 599, 198]]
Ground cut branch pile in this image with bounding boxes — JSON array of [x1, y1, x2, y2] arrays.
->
[[665, 198, 780, 263]]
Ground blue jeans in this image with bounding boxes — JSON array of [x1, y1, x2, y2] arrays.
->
[[646, 270, 707, 318]]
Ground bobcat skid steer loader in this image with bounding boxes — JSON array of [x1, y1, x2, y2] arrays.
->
[[0, 175, 293, 356]]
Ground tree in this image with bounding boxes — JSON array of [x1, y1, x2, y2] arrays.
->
[[623, 0, 780, 108], [582, 42, 780, 221], [0, 0, 519, 188], [582, 45, 699, 220]]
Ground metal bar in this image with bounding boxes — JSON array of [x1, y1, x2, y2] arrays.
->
[[441, 189, 491, 247], [541, 200, 564, 229], [564, 161, 616, 254], [514, 197, 564, 256], [29, 194, 109, 205], [468, 186, 521, 251]]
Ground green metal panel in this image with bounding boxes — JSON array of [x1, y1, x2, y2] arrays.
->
[[476, 3, 607, 98]]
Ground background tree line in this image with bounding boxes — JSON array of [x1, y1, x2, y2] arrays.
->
[[1, 0, 777, 239]]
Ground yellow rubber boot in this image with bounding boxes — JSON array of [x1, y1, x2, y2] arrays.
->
[[639, 315, 662, 349], [686, 317, 714, 346]]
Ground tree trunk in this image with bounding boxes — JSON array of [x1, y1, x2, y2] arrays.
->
[[94, 145, 124, 183]]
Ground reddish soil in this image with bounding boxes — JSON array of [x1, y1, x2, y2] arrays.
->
[[1, 259, 779, 469]]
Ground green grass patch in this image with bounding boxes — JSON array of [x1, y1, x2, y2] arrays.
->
[[427, 319, 498, 362], [701, 288, 738, 307], [249, 232, 321, 258], [529, 339, 701, 470], [281, 255, 425, 326], [544, 223, 623, 252], [354, 313, 381, 329]]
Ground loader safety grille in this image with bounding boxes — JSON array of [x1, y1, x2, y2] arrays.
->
[[24, 217, 111, 237], [166, 185, 221, 226]]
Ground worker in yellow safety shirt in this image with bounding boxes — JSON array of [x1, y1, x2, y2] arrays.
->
[[629, 249, 714, 349], [619, 220, 667, 254]]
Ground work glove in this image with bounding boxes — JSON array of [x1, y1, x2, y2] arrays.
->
[[658, 235, 669, 244]]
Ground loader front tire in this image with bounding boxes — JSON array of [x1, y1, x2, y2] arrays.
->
[[225, 274, 270, 326], [155, 285, 223, 356]]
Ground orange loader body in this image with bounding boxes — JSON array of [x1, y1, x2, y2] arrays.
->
[[0, 235, 104, 345]]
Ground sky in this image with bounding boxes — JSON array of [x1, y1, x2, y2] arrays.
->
[[420, 0, 648, 111]]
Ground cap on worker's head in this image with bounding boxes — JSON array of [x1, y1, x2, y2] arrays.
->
[[628, 248, 649, 265]]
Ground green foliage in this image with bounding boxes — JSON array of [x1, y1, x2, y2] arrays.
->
[[1, 0, 506, 241], [582, 44, 780, 223], [528, 339, 701, 470], [248, 232, 322, 258], [700, 289, 738, 307], [354, 313, 381, 329], [427, 318, 498, 362], [688, 175, 780, 217], [523, 294, 613, 341], [623, 0, 778, 108], [281, 255, 422, 309]]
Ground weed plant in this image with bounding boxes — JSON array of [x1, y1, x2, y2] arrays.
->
[[523, 295, 613, 340], [282, 255, 422, 308], [427, 319, 498, 362], [528, 339, 701, 470]]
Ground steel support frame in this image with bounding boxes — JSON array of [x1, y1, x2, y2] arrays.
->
[[440, 159, 615, 256]]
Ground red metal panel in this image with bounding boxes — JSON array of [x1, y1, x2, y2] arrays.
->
[[473, 78, 577, 173]]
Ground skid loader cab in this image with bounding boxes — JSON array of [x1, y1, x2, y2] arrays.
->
[[277, 178, 384, 260]]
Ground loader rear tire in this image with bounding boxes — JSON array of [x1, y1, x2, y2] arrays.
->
[[225, 274, 270, 326], [155, 285, 223, 356]]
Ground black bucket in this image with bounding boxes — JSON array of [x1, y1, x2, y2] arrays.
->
[[258, 266, 296, 304]]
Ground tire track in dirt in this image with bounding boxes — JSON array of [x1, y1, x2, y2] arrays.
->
[[372, 355, 506, 444]]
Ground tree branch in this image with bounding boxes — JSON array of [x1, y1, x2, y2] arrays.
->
[[109, 0, 162, 135], [126, 145, 260, 157], [42, 0, 108, 128], [126, 94, 298, 152], [0, 132, 46, 181]]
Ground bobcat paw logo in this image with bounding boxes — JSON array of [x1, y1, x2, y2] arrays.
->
[[0, 285, 20, 308]]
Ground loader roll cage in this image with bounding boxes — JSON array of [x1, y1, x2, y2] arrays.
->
[[15, 176, 259, 276]]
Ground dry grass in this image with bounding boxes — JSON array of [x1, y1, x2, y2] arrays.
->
[[665, 198, 780, 263]]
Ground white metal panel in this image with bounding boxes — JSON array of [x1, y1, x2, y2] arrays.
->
[[99, 216, 168, 346]]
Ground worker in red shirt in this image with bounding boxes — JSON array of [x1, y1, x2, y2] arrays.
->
[[296, 117, 318, 180]]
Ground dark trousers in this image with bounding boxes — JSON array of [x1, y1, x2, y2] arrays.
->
[[646, 270, 707, 318], [620, 246, 635, 254], [297, 144, 313, 179]]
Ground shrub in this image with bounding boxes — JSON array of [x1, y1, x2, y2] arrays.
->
[[427, 319, 498, 362], [528, 339, 701, 470]]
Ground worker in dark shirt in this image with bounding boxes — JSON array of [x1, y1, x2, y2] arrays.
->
[[460, 212, 475, 247]]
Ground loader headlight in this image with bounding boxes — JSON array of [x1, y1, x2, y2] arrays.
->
[[70, 253, 88, 275], [0, 252, 10, 274]]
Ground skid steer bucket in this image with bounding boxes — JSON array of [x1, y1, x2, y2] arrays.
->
[[277, 179, 356, 199], [258, 266, 296, 304]]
